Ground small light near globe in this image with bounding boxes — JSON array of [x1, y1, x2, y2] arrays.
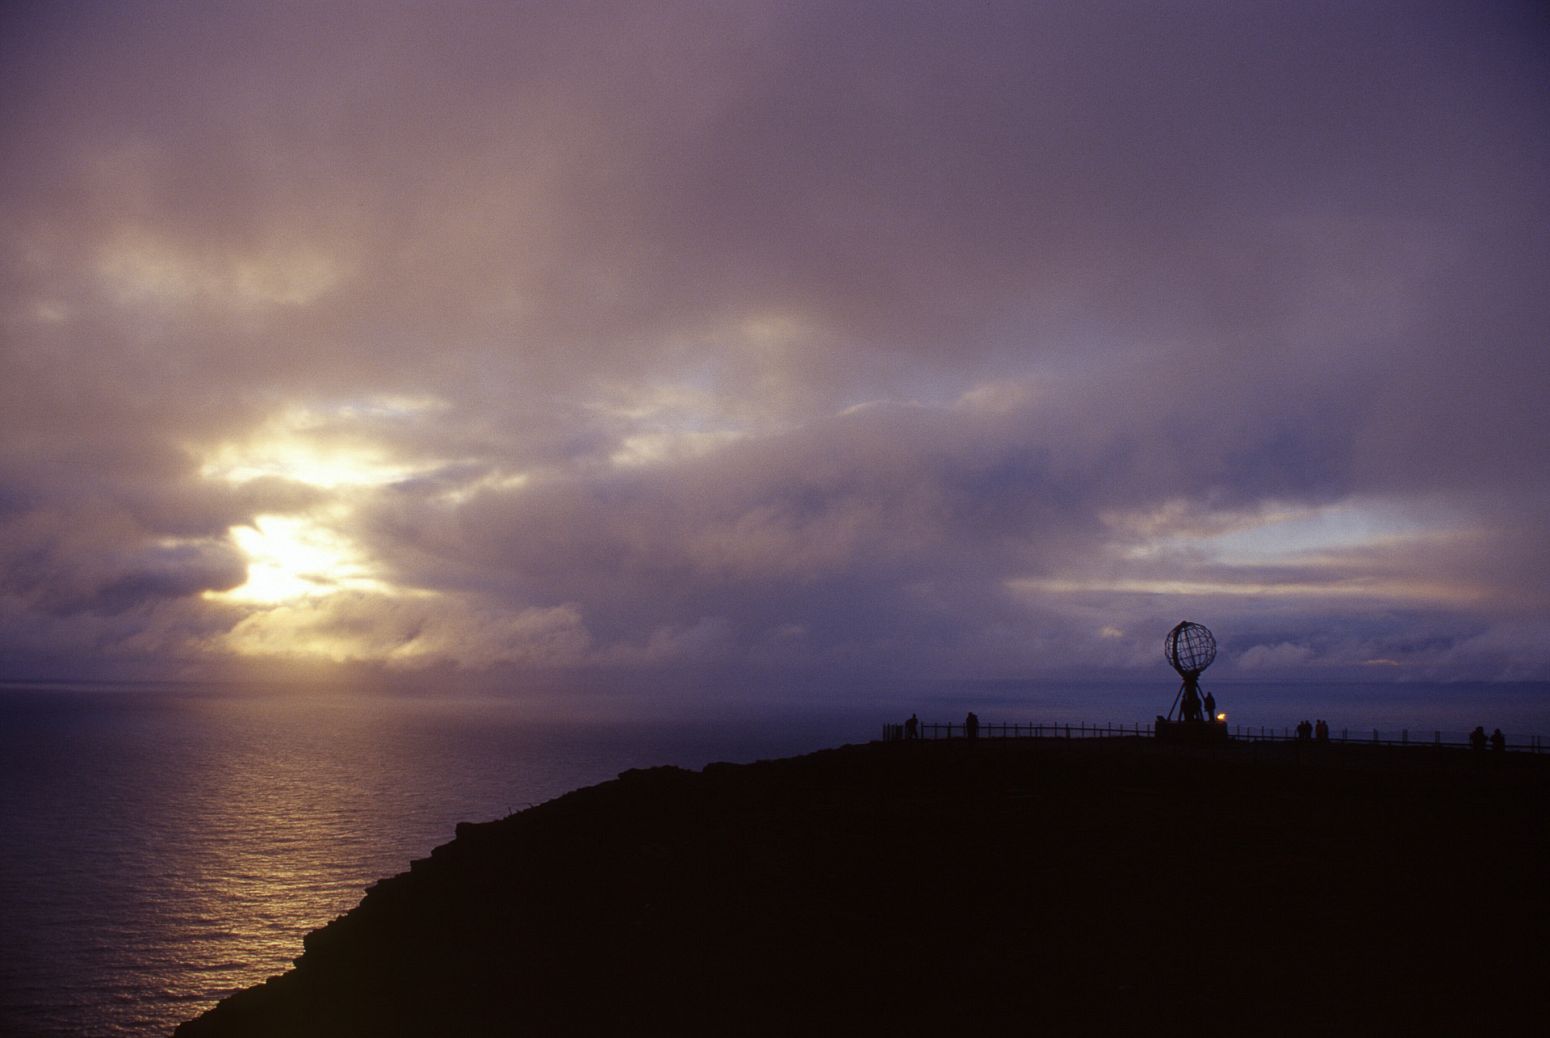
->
[[1216, 712, 1227, 722]]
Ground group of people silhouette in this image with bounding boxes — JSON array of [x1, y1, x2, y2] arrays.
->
[[1295, 719, 1330, 742], [1291, 720, 1510, 752], [1176, 686, 1219, 723], [899, 712, 978, 739], [1471, 726, 1507, 753]]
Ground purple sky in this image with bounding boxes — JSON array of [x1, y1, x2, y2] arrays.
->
[[3, 1, 1547, 692]]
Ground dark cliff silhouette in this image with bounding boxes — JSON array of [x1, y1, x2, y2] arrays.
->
[[177, 738, 1547, 1036]]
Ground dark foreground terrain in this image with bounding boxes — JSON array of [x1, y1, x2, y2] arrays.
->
[[177, 737, 1547, 1036]]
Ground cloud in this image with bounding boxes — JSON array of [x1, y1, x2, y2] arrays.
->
[[215, 593, 592, 669], [1, 1, 1547, 686], [1235, 642, 1317, 672]]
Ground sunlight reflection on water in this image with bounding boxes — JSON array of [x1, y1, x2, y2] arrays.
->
[[0, 686, 861, 1037]]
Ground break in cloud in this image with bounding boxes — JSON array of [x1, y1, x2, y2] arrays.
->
[[2, 1, 1547, 688]]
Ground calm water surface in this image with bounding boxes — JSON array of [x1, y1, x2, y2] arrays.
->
[[1, 679, 1544, 1036], [0, 686, 866, 1037]]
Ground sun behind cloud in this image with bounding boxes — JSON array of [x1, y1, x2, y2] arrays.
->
[[187, 399, 594, 668], [211, 514, 386, 605], [198, 401, 439, 608]]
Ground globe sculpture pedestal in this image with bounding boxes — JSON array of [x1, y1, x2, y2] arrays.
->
[[1156, 620, 1228, 745]]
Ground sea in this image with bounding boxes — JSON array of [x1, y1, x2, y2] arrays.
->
[[2, 678, 1546, 1037]]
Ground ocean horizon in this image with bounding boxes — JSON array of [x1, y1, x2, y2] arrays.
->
[[2, 679, 1546, 1037]]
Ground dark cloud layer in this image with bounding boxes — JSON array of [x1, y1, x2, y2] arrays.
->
[[2, 1, 1547, 687]]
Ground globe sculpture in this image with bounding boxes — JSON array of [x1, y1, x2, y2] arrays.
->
[[1165, 620, 1216, 723]]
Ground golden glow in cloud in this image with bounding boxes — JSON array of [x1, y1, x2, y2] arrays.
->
[[1007, 575, 1484, 604], [192, 398, 582, 668], [1015, 498, 1487, 607], [211, 514, 387, 605], [215, 596, 590, 668], [199, 400, 443, 610], [198, 402, 439, 490]]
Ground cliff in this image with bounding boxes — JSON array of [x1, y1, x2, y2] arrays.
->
[[175, 738, 1547, 1036]]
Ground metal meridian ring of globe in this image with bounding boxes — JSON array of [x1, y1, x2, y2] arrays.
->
[[1165, 620, 1217, 678]]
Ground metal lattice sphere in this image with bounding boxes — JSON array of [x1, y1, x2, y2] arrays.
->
[[1165, 620, 1217, 678]]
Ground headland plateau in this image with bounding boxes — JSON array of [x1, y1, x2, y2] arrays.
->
[[176, 737, 1547, 1036]]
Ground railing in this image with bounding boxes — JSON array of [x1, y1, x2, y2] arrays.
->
[[881, 720, 1547, 754], [1217, 726, 1546, 753], [885, 721, 1153, 741]]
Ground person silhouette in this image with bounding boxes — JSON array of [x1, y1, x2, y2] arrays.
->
[[1315, 719, 1329, 743], [905, 714, 918, 740], [1180, 685, 1202, 722], [1470, 726, 1487, 752], [965, 711, 979, 739], [1203, 691, 1216, 720], [1490, 728, 1506, 753], [1297, 719, 1313, 742]]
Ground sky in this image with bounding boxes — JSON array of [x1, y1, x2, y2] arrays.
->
[[2, 1, 1547, 695]]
